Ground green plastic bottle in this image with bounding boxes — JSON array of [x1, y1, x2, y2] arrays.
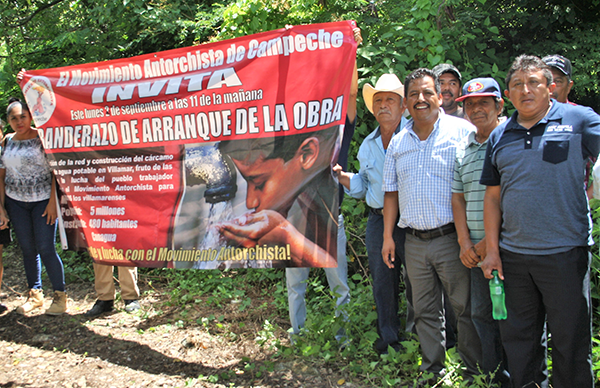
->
[[489, 270, 507, 320]]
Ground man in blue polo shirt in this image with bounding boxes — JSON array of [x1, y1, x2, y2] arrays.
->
[[480, 54, 600, 388]]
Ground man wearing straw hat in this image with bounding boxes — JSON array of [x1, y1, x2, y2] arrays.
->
[[335, 73, 413, 354]]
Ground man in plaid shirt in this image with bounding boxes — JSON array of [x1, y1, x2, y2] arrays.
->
[[381, 68, 480, 384]]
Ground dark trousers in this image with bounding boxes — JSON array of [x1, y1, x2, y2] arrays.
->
[[499, 247, 593, 388], [471, 267, 510, 386], [366, 211, 413, 353]]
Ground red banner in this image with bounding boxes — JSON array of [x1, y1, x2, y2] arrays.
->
[[19, 21, 356, 269]]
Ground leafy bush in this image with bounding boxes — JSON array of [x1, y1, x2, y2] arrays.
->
[[58, 248, 95, 284]]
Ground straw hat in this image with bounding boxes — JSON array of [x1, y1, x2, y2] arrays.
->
[[362, 74, 404, 114]]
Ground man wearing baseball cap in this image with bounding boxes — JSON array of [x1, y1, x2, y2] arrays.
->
[[542, 54, 575, 105], [433, 63, 465, 118], [542, 55, 596, 198], [452, 77, 509, 386], [334, 73, 414, 354]]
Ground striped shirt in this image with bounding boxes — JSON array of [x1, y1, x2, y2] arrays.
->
[[383, 109, 475, 230], [452, 130, 488, 243]]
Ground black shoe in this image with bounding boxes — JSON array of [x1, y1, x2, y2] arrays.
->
[[124, 299, 140, 313], [85, 300, 114, 317]]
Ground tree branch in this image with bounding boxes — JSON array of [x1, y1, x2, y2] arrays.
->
[[7, 0, 68, 28]]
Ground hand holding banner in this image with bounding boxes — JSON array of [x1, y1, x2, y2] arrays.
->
[[19, 21, 357, 269]]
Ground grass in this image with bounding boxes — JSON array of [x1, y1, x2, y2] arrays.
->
[[43, 200, 600, 386]]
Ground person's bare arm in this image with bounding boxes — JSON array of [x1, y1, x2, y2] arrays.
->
[[332, 164, 351, 189], [473, 238, 487, 262], [0, 169, 9, 229], [452, 192, 480, 268], [381, 191, 399, 269], [42, 174, 58, 225], [480, 185, 503, 279]]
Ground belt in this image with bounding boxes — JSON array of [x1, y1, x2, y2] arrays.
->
[[370, 208, 383, 215], [406, 223, 456, 240]]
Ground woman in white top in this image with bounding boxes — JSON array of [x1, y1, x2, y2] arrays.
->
[[0, 98, 67, 315]]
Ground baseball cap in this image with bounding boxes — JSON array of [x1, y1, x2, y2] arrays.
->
[[432, 63, 462, 81], [456, 78, 502, 102], [542, 54, 572, 78]]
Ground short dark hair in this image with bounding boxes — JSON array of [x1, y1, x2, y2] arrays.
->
[[505, 55, 553, 89], [219, 125, 339, 164], [404, 68, 440, 98]]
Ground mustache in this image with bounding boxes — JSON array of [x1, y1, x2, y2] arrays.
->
[[413, 102, 430, 109], [442, 91, 454, 98]]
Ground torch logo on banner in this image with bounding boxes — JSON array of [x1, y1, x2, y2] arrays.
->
[[23, 76, 56, 126]]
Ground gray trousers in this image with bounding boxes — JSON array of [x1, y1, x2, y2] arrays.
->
[[404, 232, 481, 377]]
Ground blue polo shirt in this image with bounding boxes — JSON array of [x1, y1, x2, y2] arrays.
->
[[480, 100, 600, 255]]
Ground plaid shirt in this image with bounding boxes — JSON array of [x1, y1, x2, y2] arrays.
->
[[383, 109, 475, 230]]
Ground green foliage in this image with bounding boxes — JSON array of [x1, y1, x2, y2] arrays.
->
[[2, 0, 600, 385], [578, 199, 600, 383], [0, 0, 224, 121], [57, 246, 95, 283], [162, 267, 287, 309], [214, 0, 366, 39], [589, 199, 600, 307], [1, 0, 598, 125]]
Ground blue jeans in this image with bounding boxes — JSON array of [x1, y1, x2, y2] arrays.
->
[[6, 197, 65, 292], [471, 267, 510, 386], [366, 210, 414, 353], [286, 214, 350, 341]]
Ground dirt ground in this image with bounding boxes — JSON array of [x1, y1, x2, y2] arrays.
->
[[0, 248, 356, 388]]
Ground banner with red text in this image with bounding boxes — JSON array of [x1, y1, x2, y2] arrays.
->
[[19, 21, 356, 269]]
